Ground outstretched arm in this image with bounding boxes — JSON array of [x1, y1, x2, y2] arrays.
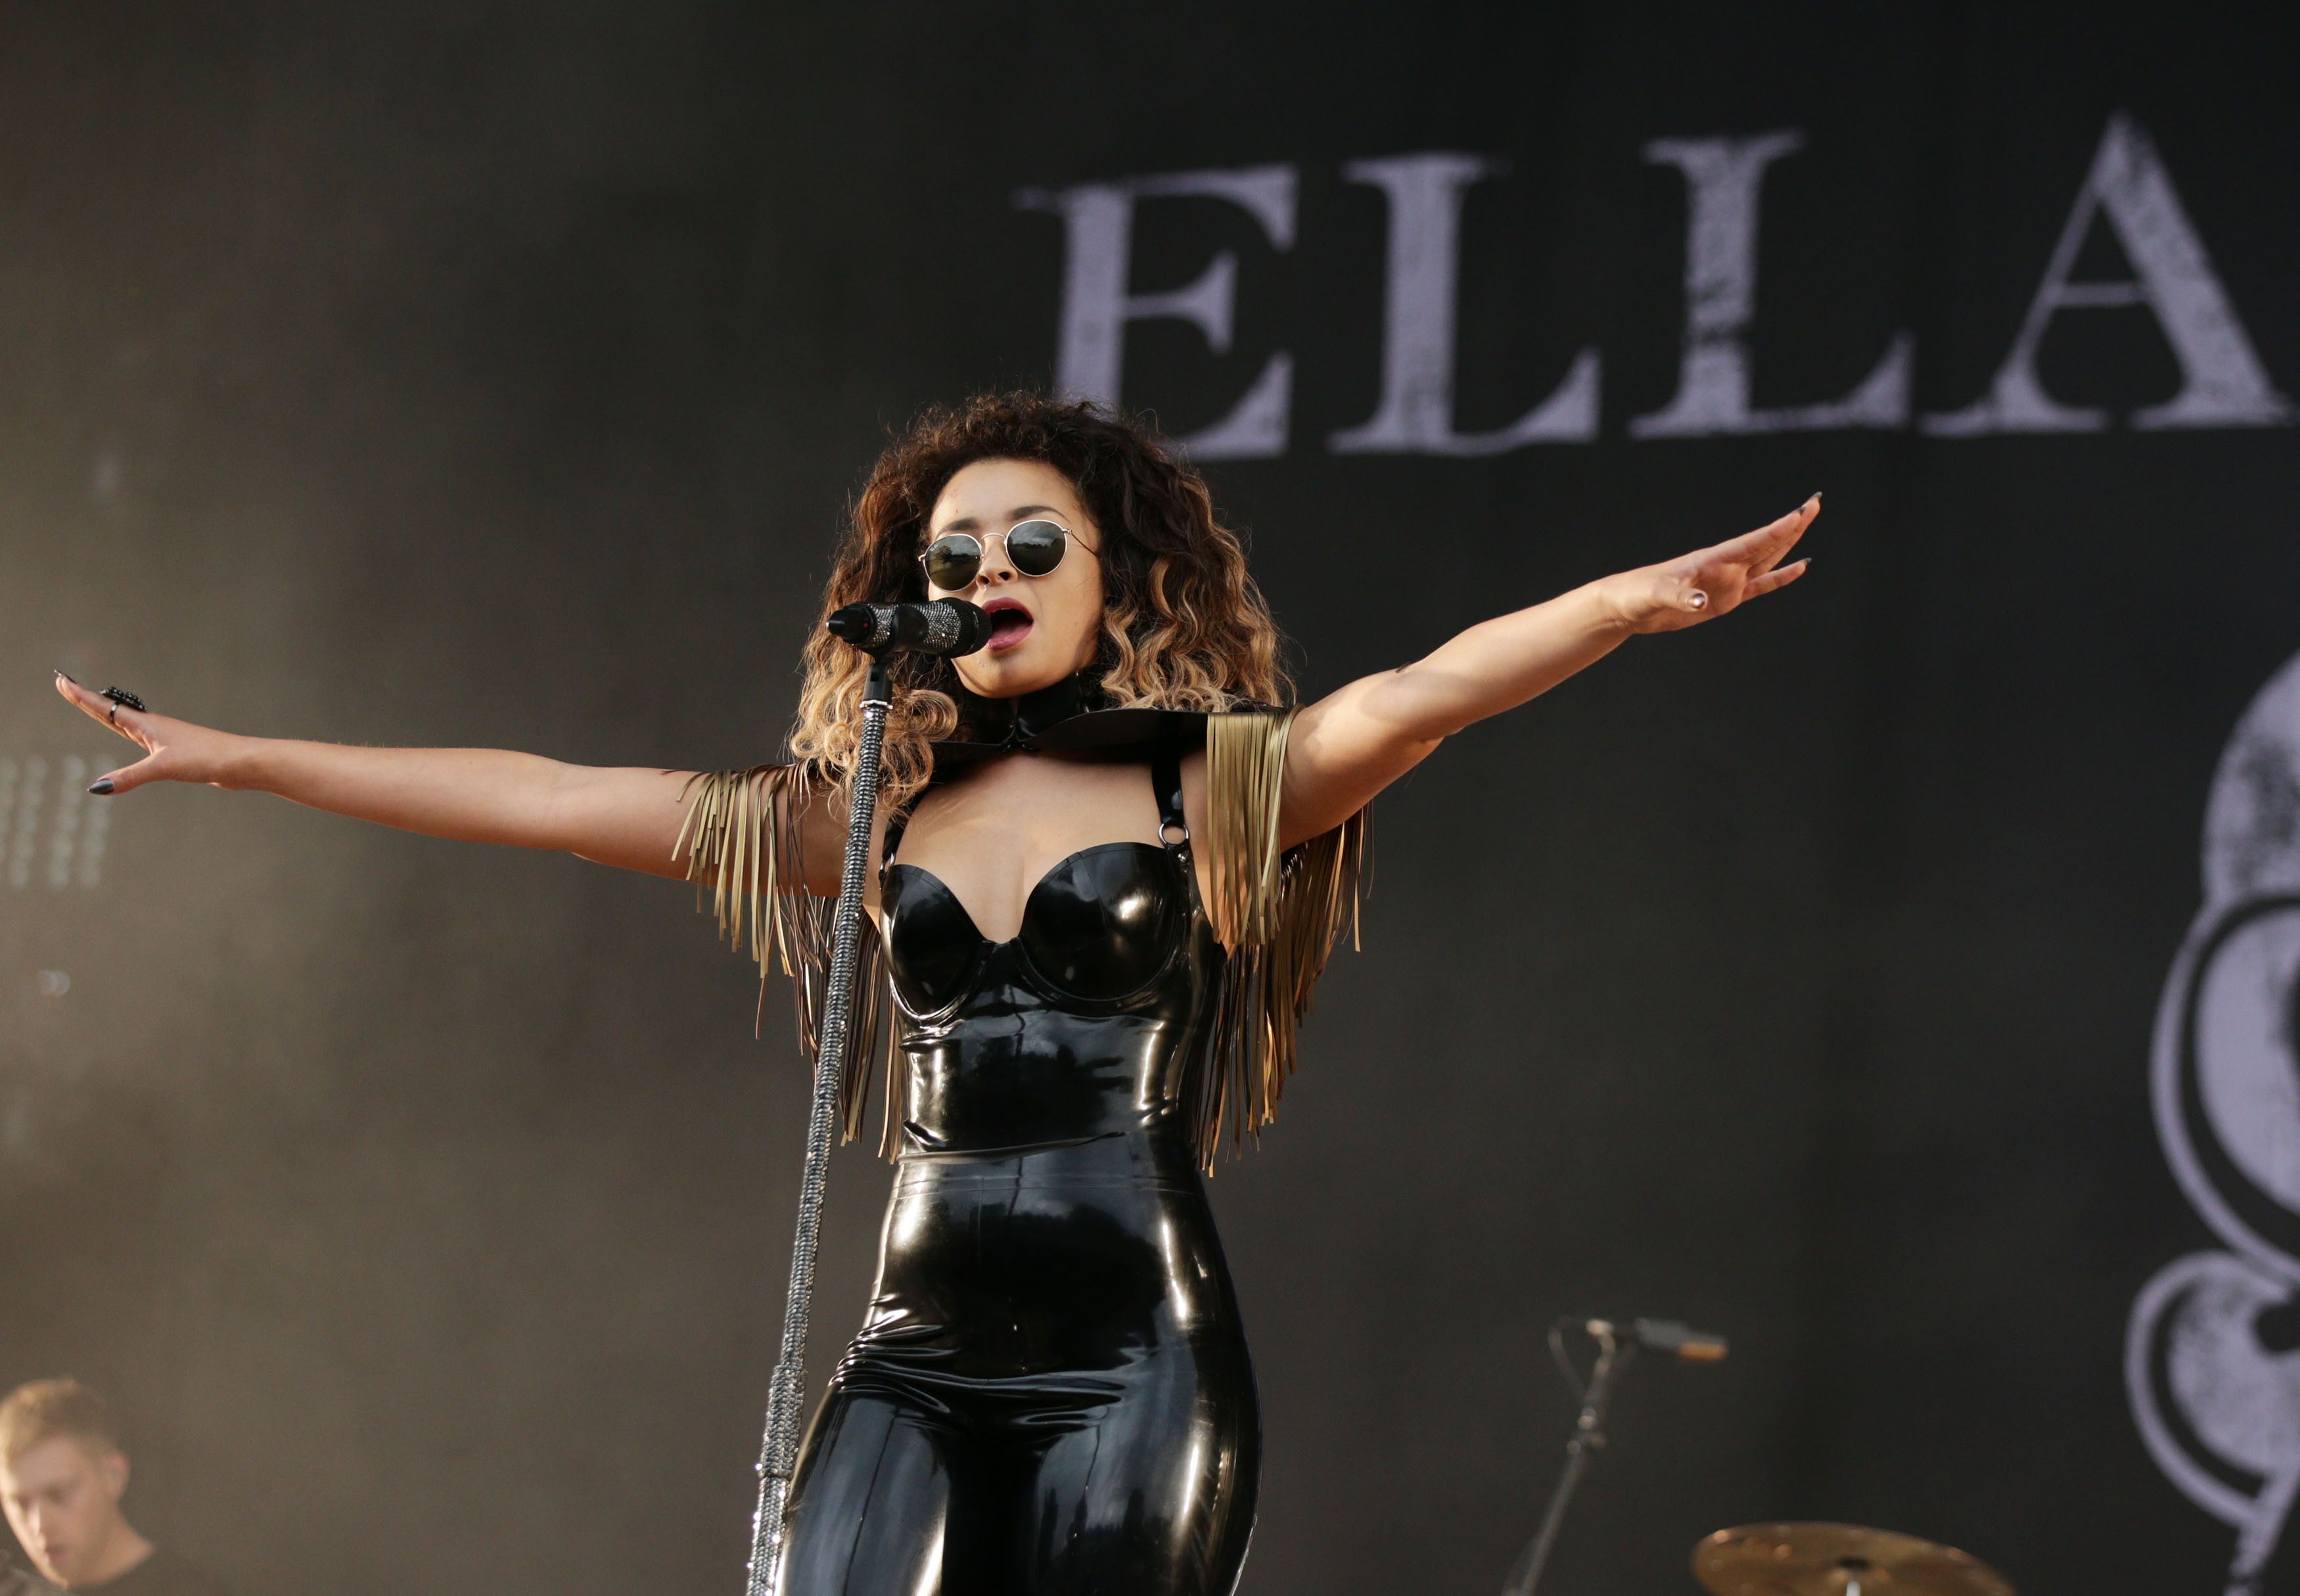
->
[[51, 673, 842, 885], [1277, 495, 1818, 846]]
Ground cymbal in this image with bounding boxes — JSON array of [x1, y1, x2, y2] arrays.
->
[[1692, 1523, 2014, 1596]]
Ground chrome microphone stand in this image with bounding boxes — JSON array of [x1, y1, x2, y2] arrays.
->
[[739, 599, 988, 1595], [745, 649, 892, 1596]]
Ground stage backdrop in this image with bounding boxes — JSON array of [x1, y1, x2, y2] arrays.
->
[[2, 3, 2295, 1592]]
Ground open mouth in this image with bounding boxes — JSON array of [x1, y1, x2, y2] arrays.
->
[[981, 598, 1034, 652]]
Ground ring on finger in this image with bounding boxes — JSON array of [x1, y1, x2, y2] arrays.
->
[[100, 686, 146, 724]]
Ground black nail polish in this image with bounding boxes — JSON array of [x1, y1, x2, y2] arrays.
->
[[55, 668, 77, 683], [87, 779, 113, 796]]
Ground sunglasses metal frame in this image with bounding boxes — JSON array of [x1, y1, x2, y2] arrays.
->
[[918, 518, 1091, 590]]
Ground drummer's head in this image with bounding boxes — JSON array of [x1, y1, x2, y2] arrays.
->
[[791, 392, 1291, 811], [0, 1380, 141, 1589]]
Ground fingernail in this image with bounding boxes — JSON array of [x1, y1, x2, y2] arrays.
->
[[1809, 491, 1823, 503], [54, 668, 76, 683], [86, 779, 112, 796]]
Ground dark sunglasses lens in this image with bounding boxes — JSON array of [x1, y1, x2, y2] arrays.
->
[[924, 536, 982, 589], [1007, 520, 1069, 576]]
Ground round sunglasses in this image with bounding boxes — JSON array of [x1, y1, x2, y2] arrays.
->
[[919, 518, 1090, 591]]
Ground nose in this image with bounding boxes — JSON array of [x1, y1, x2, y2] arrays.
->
[[971, 538, 1019, 589]]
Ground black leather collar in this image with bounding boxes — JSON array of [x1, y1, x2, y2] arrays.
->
[[947, 672, 1101, 750], [930, 672, 1268, 773]]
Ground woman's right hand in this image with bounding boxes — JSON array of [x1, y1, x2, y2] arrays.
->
[[53, 672, 245, 794], [49, 668, 820, 884]]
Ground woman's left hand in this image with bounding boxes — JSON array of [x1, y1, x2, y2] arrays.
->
[[1278, 491, 1822, 845], [1608, 494, 1819, 633]]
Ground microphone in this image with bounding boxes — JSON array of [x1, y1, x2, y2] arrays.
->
[[1581, 1317, 1729, 1362], [825, 599, 993, 657]]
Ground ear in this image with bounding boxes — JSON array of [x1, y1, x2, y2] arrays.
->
[[98, 1448, 129, 1503]]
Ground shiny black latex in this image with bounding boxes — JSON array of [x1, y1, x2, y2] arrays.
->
[[773, 750, 1259, 1595]]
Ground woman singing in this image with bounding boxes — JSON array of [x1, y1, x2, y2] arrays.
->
[[55, 392, 1814, 1595]]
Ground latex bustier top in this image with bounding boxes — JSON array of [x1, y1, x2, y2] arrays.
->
[[877, 741, 1218, 1154], [672, 669, 1368, 1169]]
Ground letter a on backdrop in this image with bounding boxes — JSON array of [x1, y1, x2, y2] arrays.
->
[[1926, 114, 2292, 434]]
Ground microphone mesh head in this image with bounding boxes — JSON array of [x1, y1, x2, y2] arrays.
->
[[921, 603, 961, 652], [935, 600, 993, 656]]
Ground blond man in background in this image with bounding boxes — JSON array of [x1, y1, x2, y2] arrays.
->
[[0, 1382, 231, 1596]]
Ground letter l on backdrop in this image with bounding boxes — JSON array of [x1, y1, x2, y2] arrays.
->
[[1327, 152, 1601, 453], [1632, 130, 1913, 438]]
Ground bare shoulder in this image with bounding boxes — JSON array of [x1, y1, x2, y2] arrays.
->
[[1180, 746, 1209, 836]]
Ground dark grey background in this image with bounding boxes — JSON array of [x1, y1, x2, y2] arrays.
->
[[0, 3, 2288, 1592]]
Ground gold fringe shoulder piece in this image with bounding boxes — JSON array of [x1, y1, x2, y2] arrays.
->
[[673, 764, 902, 1155], [1192, 709, 1371, 1168]]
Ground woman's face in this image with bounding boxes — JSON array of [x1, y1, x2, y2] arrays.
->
[[923, 457, 1106, 700]]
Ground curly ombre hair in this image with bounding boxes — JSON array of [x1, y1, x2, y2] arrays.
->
[[788, 392, 1291, 817]]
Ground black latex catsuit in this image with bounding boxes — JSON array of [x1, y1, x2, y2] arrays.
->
[[772, 733, 1260, 1596]]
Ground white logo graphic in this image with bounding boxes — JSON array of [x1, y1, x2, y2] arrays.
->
[[2130, 651, 2300, 1593]]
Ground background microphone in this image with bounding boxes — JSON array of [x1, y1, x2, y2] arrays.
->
[[825, 599, 993, 657], [1582, 1317, 1730, 1361]]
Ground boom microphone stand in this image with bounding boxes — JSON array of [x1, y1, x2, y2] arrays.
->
[[1501, 1315, 1728, 1596]]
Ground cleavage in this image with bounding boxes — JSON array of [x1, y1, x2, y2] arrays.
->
[[886, 756, 1166, 944], [885, 844, 1185, 1012]]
